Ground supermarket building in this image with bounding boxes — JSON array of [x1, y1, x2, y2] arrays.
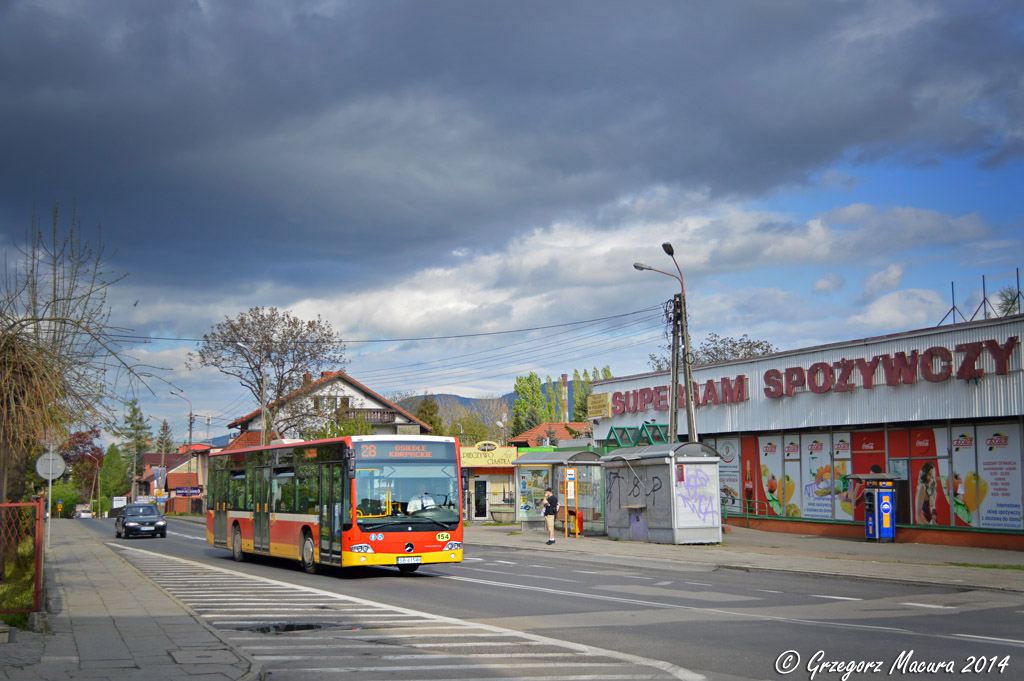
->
[[590, 315, 1024, 549]]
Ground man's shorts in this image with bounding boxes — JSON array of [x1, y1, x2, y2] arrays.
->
[[545, 513, 555, 534]]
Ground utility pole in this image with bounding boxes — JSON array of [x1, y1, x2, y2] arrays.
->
[[171, 392, 194, 512]]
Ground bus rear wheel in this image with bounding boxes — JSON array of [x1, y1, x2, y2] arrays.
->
[[398, 564, 419, 574], [232, 526, 245, 562], [300, 533, 318, 574]]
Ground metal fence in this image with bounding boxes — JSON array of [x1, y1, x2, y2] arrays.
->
[[0, 497, 45, 615]]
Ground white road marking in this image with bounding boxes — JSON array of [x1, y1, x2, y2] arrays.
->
[[810, 595, 862, 601], [110, 543, 705, 681], [901, 602, 955, 610], [953, 634, 1024, 646], [684, 581, 712, 586]]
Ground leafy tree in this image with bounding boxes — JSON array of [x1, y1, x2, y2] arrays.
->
[[310, 412, 376, 439], [415, 393, 443, 433], [0, 204, 148, 502], [155, 419, 175, 455], [113, 399, 151, 482], [451, 413, 489, 446], [511, 373, 545, 435], [186, 306, 347, 439], [996, 286, 1021, 317], [100, 443, 130, 498], [572, 366, 613, 420], [543, 375, 559, 422], [48, 480, 81, 518], [61, 429, 103, 503]]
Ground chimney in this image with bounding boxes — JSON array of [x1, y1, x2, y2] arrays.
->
[[321, 371, 331, 379], [303, 373, 311, 385], [561, 373, 569, 422]]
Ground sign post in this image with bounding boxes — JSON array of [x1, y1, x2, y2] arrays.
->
[[565, 468, 579, 538], [35, 450, 66, 550]]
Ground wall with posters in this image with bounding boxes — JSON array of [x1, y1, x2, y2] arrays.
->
[[593, 315, 1024, 543]]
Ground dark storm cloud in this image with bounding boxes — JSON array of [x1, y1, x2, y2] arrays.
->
[[2, 1, 1022, 296]]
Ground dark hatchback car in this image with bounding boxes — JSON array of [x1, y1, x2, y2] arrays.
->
[[115, 503, 167, 538]]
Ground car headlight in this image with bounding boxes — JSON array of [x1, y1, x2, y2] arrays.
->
[[125, 521, 138, 527], [349, 543, 375, 553], [443, 541, 463, 551], [156, 520, 166, 526]]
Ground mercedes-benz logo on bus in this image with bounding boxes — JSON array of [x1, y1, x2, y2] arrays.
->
[[404, 542, 415, 553]]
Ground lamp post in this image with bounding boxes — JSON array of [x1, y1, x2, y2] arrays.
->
[[171, 392, 195, 513], [235, 342, 269, 445], [634, 241, 699, 444]]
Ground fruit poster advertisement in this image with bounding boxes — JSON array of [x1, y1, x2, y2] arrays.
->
[[801, 434, 833, 520], [833, 433, 853, 520], [950, 426, 979, 527], [713, 438, 742, 515], [976, 423, 1023, 530], [757, 436, 783, 516]]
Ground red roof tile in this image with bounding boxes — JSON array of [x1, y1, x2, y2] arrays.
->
[[509, 422, 593, 447]]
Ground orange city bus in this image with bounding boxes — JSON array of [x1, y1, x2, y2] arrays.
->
[[206, 434, 464, 574]]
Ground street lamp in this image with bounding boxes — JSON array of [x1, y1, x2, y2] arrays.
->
[[171, 392, 195, 513], [634, 241, 699, 444], [235, 342, 269, 446]]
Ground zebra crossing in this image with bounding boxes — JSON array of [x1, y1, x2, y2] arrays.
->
[[111, 543, 701, 680]]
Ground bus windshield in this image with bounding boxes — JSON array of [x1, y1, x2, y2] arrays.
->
[[354, 461, 460, 528]]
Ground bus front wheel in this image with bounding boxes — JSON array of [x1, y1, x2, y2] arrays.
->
[[398, 564, 419, 574], [232, 526, 245, 562], [300, 533, 318, 574]]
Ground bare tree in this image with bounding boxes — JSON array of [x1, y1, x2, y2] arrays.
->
[[186, 307, 347, 438], [1, 203, 149, 501], [996, 286, 1022, 317]]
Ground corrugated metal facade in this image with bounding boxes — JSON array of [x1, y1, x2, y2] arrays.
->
[[594, 316, 1024, 438]]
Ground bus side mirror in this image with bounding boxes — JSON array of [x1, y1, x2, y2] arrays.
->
[[460, 468, 469, 491], [344, 445, 356, 478]]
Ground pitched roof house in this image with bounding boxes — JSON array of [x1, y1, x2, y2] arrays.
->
[[509, 422, 593, 448], [227, 370, 432, 443]]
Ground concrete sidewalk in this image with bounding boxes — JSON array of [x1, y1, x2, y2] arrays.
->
[[0, 519, 260, 681], [464, 522, 1024, 593]]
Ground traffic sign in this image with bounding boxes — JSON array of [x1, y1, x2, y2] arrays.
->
[[35, 453, 66, 480]]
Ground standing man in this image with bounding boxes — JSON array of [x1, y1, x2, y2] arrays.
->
[[542, 487, 559, 545]]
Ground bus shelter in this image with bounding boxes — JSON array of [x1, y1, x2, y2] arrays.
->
[[601, 442, 722, 545], [513, 449, 604, 535]]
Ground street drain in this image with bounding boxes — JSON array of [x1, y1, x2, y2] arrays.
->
[[246, 623, 325, 634]]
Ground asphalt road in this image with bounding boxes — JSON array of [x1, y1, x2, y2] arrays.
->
[[78, 517, 1024, 680]]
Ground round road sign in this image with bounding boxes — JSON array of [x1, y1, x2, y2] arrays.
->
[[35, 453, 67, 481]]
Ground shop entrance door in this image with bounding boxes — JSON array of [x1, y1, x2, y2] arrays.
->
[[474, 479, 488, 519]]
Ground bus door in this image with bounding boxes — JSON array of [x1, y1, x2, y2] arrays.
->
[[212, 468, 229, 545], [254, 466, 272, 553], [319, 463, 345, 564]]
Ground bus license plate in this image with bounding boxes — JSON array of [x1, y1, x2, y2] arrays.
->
[[397, 556, 421, 565]]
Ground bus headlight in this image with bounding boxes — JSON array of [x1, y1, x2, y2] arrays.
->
[[443, 541, 462, 551], [350, 544, 375, 553]]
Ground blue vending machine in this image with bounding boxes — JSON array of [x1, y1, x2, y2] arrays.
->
[[863, 478, 896, 542]]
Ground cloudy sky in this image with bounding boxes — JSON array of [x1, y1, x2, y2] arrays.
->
[[2, 1, 1023, 444]]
